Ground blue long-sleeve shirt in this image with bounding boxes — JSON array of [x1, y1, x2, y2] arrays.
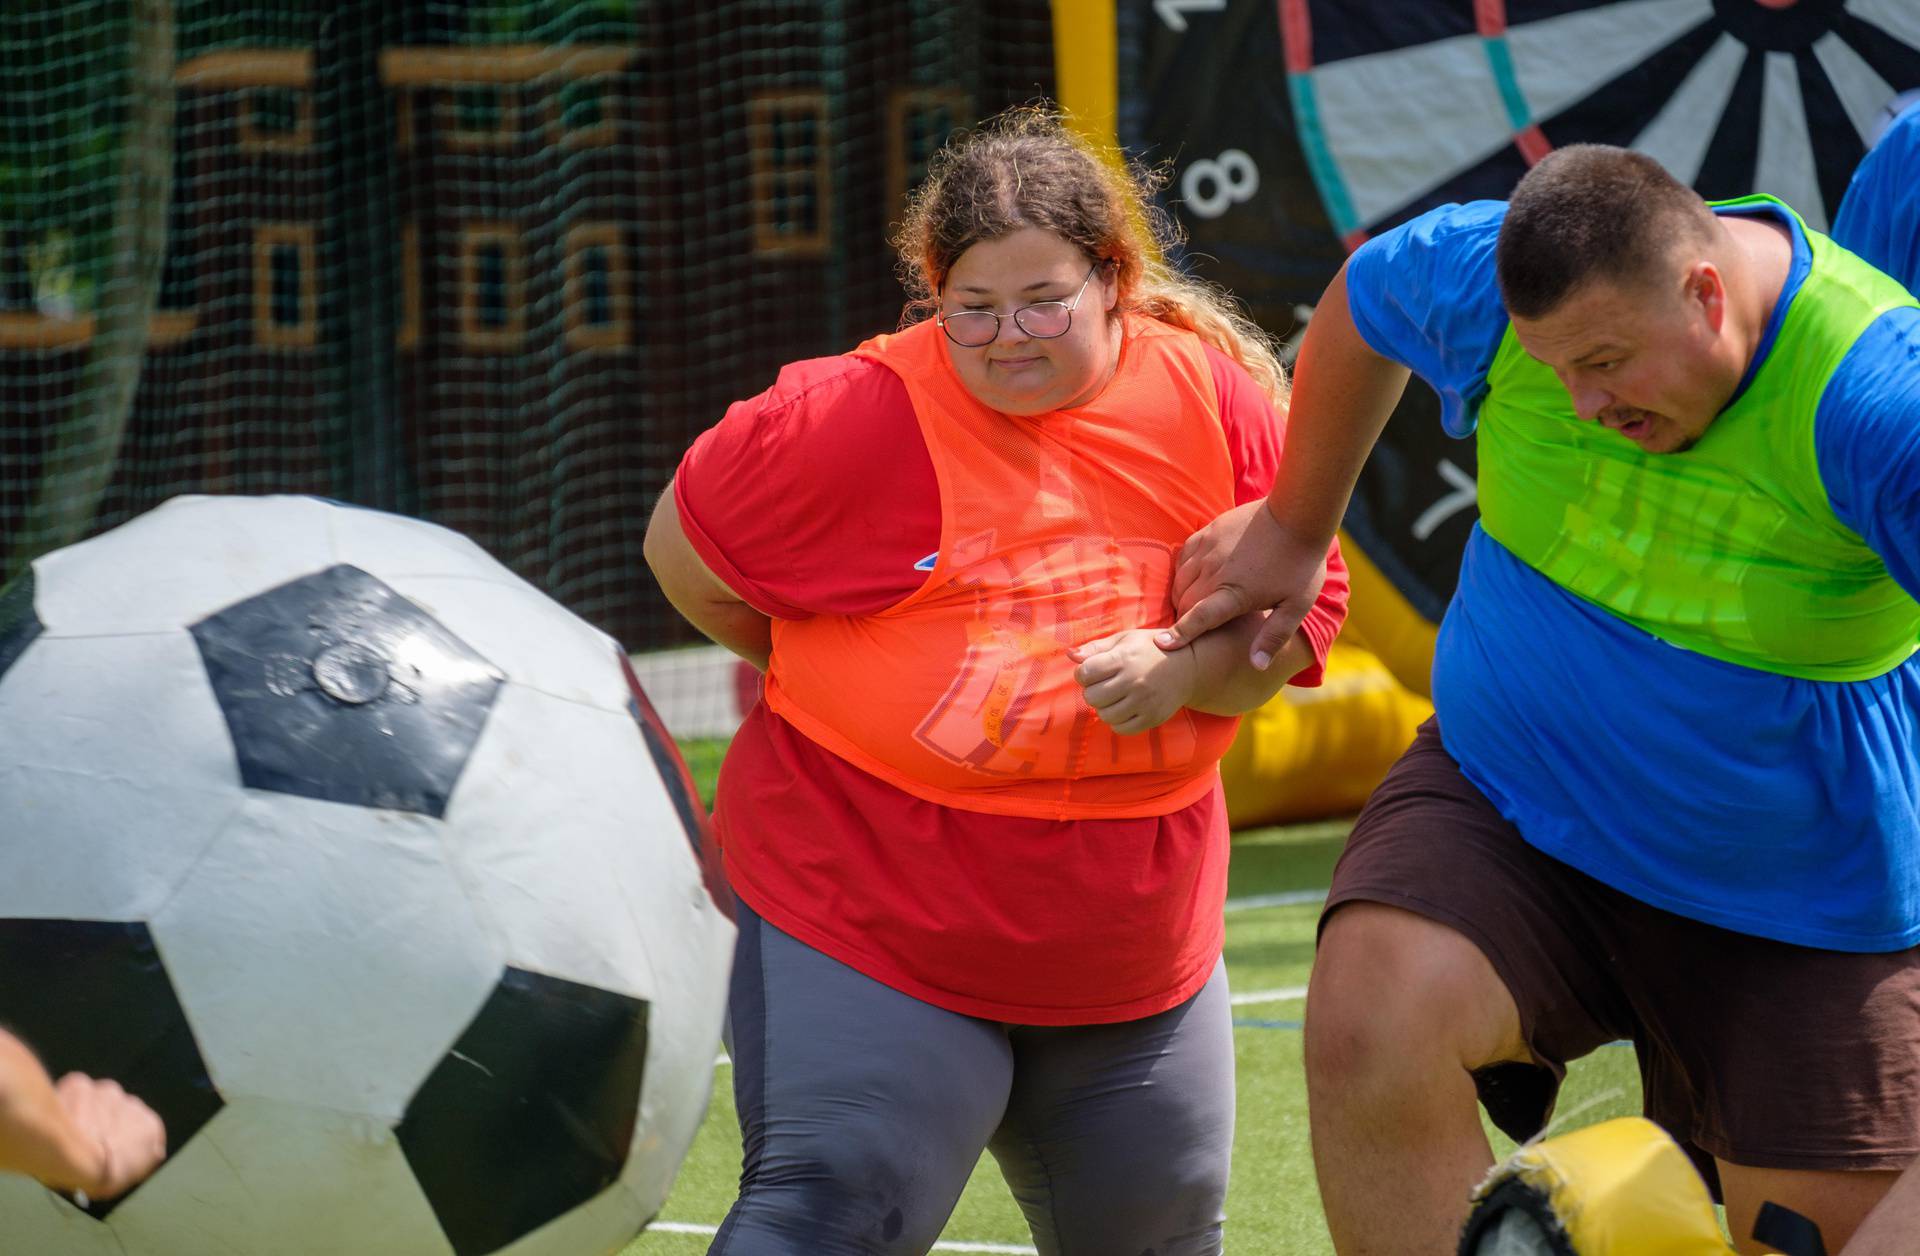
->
[[1833, 100, 1920, 295]]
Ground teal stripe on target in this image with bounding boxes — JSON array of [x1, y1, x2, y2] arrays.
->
[[1288, 71, 1360, 239], [1481, 36, 1532, 132]]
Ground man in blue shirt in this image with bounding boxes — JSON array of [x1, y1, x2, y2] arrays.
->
[[1834, 94, 1920, 293], [1822, 94, 1920, 1256], [1165, 146, 1920, 1252]]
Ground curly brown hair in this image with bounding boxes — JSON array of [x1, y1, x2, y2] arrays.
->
[[892, 105, 1289, 407]]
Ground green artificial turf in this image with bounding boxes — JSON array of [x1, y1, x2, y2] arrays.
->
[[677, 736, 730, 809]]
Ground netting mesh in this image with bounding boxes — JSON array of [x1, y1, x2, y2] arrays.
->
[[0, 1, 1056, 682]]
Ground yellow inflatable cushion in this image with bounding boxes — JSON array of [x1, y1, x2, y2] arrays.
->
[[1219, 639, 1431, 828], [1460, 1117, 1778, 1255]]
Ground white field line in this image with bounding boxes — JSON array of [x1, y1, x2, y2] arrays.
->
[[648, 1221, 1037, 1253], [1223, 888, 1327, 913], [1230, 985, 1309, 1007]]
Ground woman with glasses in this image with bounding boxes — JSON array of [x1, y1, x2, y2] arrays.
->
[[645, 106, 1348, 1255]]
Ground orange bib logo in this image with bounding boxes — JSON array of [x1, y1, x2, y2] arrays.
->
[[912, 532, 1198, 779]]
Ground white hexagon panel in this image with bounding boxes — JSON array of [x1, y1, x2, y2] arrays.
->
[[0, 495, 736, 1256]]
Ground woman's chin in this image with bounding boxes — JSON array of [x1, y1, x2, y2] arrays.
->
[[974, 383, 1056, 415]]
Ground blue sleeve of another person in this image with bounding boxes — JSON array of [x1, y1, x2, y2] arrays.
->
[[1832, 102, 1920, 294], [1343, 201, 1511, 438], [1818, 307, 1920, 602]]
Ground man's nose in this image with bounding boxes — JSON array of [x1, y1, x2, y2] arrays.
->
[[1568, 380, 1611, 422]]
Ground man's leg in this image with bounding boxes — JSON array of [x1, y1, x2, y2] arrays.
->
[[1719, 1164, 1902, 1255], [1826, 1159, 1920, 1256], [711, 901, 1014, 1256], [1303, 721, 1625, 1255], [1306, 903, 1533, 1254], [1539, 920, 1920, 1256], [988, 959, 1236, 1256], [1621, 908, 1920, 1256]]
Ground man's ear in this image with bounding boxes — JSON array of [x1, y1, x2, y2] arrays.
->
[[1687, 260, 1727, 334]]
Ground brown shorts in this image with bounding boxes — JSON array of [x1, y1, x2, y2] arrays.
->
[[1325, 719, 1920, 1195]]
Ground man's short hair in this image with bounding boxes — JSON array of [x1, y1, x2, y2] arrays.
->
[[1496, 145, 1716, 320]]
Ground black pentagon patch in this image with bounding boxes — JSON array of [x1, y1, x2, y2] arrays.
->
[[619, 652, 731, 916], [0, 569, 42, 685], [190, 564, 503, 817], [398, 967, 648, 1256], [0, 919, 223, 1218]]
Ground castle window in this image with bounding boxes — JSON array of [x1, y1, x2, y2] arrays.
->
[[564, 223, 629, 350], [556, 80, 617, 148], [888, 88, 968, 215], [239, 87, 313, 152], [448, 86, 519, 149], [253, 224, 316, 348], [747, 91, 831, 257], [457, 223, 523, 351]]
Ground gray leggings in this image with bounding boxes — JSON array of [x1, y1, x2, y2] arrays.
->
[[710, 901, 1235, 1256]]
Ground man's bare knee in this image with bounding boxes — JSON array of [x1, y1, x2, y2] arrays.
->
[[1308, 902, 1528, 1082]]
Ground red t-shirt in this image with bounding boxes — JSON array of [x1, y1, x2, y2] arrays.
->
[[676, 339, 1350, 1024]]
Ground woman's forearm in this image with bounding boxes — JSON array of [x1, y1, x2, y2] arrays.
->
[[644, 482, 774, 669], [1183, 609, 1317, 715], [668, 592, 773, 670]]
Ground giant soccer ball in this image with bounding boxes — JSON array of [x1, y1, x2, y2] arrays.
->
[[0, 495, 735, 1256]]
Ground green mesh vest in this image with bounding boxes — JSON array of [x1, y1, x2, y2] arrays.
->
[[1476, 196, 1920, 681]]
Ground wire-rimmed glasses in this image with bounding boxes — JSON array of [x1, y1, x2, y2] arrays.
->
[[935, 261, 1104, 348]]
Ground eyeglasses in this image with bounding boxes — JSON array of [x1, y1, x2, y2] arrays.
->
[[935, 261, 1104, 348]]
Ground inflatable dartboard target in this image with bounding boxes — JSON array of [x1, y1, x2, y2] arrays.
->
[[1282, 0, 1920, 239]]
